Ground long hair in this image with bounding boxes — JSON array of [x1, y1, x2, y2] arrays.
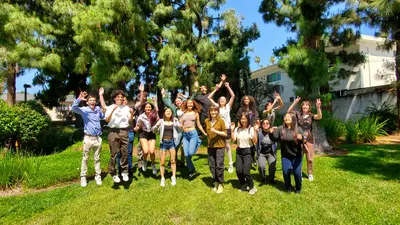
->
[[240, 95, 257, 113], [162, 107, 174, 122], [282, 113, 298, 140], [207, 105, 220, 120], [141, 102, 158, 127], [238, 113, 251, 129], [301, 100, 312, 114], [181, 99, 202, 114]]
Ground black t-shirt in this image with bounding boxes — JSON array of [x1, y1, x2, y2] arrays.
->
[[271, 126, 304, 159]]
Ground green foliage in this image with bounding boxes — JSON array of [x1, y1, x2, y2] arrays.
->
[[16, 100, 50, 118], [321, 113, 347, 144], [365, 101, 397, 133], [0, 151, 41, 189], [345, 116, 388, 143], [37, 127, 82, 155]]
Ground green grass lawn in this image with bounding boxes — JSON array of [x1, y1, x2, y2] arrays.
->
[[1, 143, 400, 224]]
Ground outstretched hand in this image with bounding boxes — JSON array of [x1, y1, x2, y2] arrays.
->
[[316, 98, 322, 109], [294, 96, 301, 104], [220, 74, 227, 81], [99, 87, 104, 96], [79, 91, 88, 101], [139, 83, 144, 92]]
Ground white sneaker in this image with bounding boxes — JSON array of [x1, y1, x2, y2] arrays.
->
[[216, 185, 224, 194], [160, 177, 166, 187], [212, 183, 218, 192], [228, 163, 234, 173], [112, 175, 121, 183], [171, 176, 176, 186], [95, 175, 102, 185], [80, 177, 87, 187], [249, 187, 257, 195], [308, 174, 314, 181], [152, 164, 157, 175], [122, 173, 129, 182], [142, 161, 147, 172]]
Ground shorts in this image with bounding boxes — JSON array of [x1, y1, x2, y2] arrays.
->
[[139, 131, 156, 140], [225, 129, 231, 140], [160, 139, 175, 151]]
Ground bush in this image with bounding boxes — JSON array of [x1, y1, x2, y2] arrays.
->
[[321, 113, 347, 144], [37, 126, 82, 154], [0, 151, 41, 189], [0, 100, 51, 149], [345, 116, 387, 144], [365, 102, 397, 133], [17, 100, 50, 119]]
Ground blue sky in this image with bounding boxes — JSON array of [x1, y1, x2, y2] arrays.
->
[[16, 1, 377, 94]]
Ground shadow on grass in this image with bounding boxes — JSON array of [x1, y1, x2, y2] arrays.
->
[[112, 176, 133, 190], [201, 176, 215, 188], [331, 144, 400, 181]]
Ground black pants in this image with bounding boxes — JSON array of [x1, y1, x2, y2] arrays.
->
[[108, 129, 129, 176], [236, 147, 254, 189], [208, 147, 225, 184]]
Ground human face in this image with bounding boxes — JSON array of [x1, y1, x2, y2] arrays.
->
[[122, 97, 128, 106], [200, 85, 207, 94], [219, 97, 227, 106], [187, 100, 194, 110], [261, 120, 270, 130], [175, 98, 182, 107], [114, 94, 123, 105], [165, 108, 172, 120], [87, 97, 96, 109], [243, 96, 250, 106], [210, 108, 218, 119], [144, 103, 152, 114], [240, 115, 248, 127], [302, 102, 310, 114], [283, 114, 292, 126]]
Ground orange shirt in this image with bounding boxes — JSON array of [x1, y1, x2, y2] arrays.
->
[[205, 117, 227, 148]]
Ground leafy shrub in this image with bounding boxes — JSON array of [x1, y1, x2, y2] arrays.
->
[[345, 120, 358, 144], [0, 100, 51, 149], [37, 126, 82, 154], [0, 151, 41, 189], [356, 116, 388, 143], [321, 113, 347, 144], [17, 100, 50, 118], [365, 102, 397, 133]]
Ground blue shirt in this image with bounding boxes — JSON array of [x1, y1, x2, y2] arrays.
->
[[71, 99, 104, 136]]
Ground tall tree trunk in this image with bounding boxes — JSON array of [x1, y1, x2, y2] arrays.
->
[[396, 40, 400, 131], [6, 63, 16, 106], [0, 81, 4, 94]]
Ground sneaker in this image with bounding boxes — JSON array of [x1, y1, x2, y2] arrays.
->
[[152, 164, 157, 175], [171, 176, 176, 186], [95, 175, 102, 185], [308, 174, 314, 181], [121, 173, 129, 182], [160, 177, 166, 187], [142, 161, 147, 172], [212, 183, 218, 192], [295, 190, 301, 194], [216, 185, 224, 194], [228, 163, 234, 173], [80, 177, 87, 187], [112, 175, 121, 183], [248, 187, 257, 195]]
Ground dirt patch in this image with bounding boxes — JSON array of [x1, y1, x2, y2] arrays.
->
[[0, 180, 78, 198]]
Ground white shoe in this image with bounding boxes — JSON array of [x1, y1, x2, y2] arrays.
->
[[142, 161, 147, 172], [171, 176, 176, 186], [80, 177, 87, 187], [122, 173, 129, 182], [249, 187, 257, 195], [216, 185, 224, 194], [95, 175, 102, 185], [228, 163, 234, 173], [152, 164, 157, 175], [160, 178, 166, 187], [212, 183, 218, 192], [112, 175, 121, 183], [308, 174, 314, 181]]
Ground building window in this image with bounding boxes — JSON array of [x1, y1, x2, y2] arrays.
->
[[267, 71, 282, 82], [290, 97, 294, 102]]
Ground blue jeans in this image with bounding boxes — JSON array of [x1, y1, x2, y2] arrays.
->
[[281, 155, 303, 191], [182, 130, 201, 173], [118, 131, 134, 170]]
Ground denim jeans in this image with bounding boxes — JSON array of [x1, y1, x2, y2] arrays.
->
[[281, 155, 303, 191], [182, 130, 201, 173], [117, 131, 134, 171]]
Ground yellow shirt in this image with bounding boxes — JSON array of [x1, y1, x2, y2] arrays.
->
[[205, 117, 227, 148]]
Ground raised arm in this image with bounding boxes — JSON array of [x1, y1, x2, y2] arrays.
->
[[207, 84, 219, 107], [152, 96, 159, 112], [252, 121, 260, 144], [98, 87, 107, 111], [313, 98, 323, 120], [225, 82, 235, 108], [287, 96, 301, 113], [273, 93, 284, 110], [71, 91, 87, 115]]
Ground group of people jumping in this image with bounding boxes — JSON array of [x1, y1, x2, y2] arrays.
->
[[71, 74, 322, 195]]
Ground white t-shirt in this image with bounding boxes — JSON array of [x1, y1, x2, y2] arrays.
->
[[234, 127, 255, 148], [105, 104, 131, 128], [219, 104, 231, 128]]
